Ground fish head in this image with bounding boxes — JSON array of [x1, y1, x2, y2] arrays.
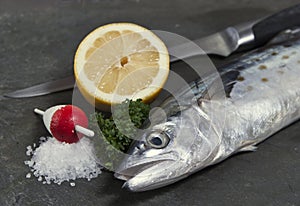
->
[[115, 104, 221, 192]]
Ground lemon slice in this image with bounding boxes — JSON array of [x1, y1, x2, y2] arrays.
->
[[74, 23, 169, 110]]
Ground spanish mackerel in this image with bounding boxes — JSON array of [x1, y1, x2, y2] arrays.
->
[[115, 29, 300, 192]]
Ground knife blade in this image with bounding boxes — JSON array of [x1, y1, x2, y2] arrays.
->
[[4, 4, 300, 98], [4, 76, 75, 98]]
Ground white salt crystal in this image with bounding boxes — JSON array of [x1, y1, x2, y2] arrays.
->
[[24, 160, 34, 167], [39, 137, 46, 142], [33, 171, 38, 177], [26, 173, 31, 178], [26, 145, 33, 156], [24, 136, 102, 185]]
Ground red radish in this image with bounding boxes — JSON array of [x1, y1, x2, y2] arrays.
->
[[34, 105, 94, 143], [50, 105, 88, 143]]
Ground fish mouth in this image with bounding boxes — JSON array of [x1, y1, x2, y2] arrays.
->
[[115, 156, 184, 192], [114, 152, 176, 182], [114, 159, 168, 181]]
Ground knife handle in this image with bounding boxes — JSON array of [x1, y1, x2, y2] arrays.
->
[[252, 4, 300, 47]]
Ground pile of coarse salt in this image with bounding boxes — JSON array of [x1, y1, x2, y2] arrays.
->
[[25, 136, 102, 186]]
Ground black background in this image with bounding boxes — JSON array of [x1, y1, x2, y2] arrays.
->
[[0, 0, 299, 205]]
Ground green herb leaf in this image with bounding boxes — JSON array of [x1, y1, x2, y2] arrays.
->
[[89, 99, 150, 169]]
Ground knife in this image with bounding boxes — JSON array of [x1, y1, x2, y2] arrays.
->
[[4, 4, 300, 98]]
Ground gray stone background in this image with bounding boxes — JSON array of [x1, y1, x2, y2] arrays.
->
[[0, 0, 299, 205]]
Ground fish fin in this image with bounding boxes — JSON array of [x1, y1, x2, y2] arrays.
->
[[239, 145, 257, 152]]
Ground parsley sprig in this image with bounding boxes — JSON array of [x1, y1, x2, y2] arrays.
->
[[95, 99, 150, 152], [89, 99, 150, 169]]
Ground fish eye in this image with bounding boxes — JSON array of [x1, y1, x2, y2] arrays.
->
[[146, 131, 170, 149]]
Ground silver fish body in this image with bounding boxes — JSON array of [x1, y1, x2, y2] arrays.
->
[[114, 30, 300, 192]]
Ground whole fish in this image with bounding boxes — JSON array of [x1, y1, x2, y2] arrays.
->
[[114, 29, 300, 192]]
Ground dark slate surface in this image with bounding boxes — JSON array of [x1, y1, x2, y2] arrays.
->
[[0, 0, 299, 205]]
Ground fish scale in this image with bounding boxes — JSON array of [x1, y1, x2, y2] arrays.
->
[[191, 36, 300, 162], [115, 30, 300, 192]]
